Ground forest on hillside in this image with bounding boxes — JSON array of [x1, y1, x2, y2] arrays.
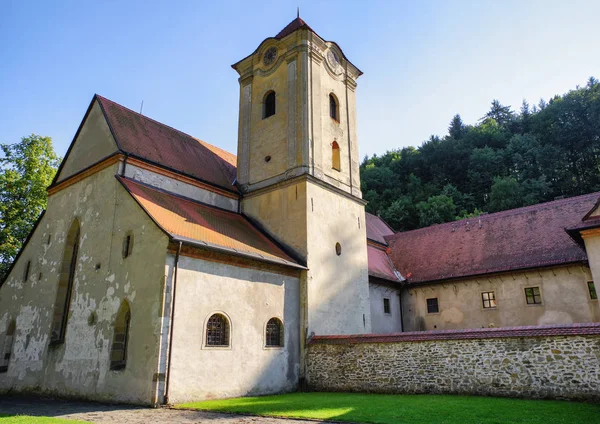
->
[[360, 77, 600, 231]]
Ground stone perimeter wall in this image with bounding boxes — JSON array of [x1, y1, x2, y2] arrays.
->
[[306, 323, 600, 401]]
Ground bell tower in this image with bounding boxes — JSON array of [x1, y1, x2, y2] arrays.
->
[[233, 17, 370, 338]]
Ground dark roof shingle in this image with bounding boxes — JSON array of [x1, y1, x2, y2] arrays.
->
[[386, 193, 599, 284], [366, 213, 394, 245], [97, 95, 237, 193]]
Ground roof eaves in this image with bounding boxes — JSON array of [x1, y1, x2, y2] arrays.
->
[[171, 235, 307, 270]]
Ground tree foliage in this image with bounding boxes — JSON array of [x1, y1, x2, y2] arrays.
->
[[0, 135, 59, 282], [361, 77, 600, 231]]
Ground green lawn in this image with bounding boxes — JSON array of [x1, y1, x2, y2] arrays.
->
[[0, 416, 87, 424], [177, 392, 600, 424]]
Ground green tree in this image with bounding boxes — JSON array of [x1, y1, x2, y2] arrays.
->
[[0, 135, 60, 282], [487, 176, 524, 212], [416, 195, 456, 227]]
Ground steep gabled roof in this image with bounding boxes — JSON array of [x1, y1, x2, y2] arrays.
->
[[118, 176, 302, 269], [96, 95, 238, 193], [387, 192, 600, 284], [366, 213, 395, 245], [367, 245, 402, 282]]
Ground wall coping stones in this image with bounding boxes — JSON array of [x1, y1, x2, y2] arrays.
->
[[309, 322, 600, 344]]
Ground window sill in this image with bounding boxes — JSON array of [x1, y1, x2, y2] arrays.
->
[[263, 346, 284, 350], [525, 303, 544, 307], [202, 345, 232, 351]]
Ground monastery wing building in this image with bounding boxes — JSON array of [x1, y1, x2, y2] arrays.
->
[[0, 17, 598, 405]]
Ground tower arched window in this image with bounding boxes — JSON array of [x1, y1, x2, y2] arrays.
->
[[265, 318, 284, 347], [263, 91, 276, 119], [206, 313, 230, 347], [0, 320, 16, 373], [332, 141, 341, 171], [50, 218, 80, 344], [329, 93, 339, 122], [110, 300, 131, 371]]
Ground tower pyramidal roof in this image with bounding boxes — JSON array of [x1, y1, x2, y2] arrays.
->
[[275, 16, 315, 39]]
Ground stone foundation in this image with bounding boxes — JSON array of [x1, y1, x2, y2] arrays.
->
[[307, 323, 600, 400]]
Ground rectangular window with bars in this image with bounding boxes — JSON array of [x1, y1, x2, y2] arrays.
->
[[383, 298, 391, 314], [426, 298, 439, 314], [525, 287, 542, 305], [588, 281, 598, 300], [482, 291, 496, 309]]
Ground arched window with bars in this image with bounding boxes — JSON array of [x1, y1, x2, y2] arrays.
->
[[0, 320, 16, 373], [50, 218, 80, 344], [263, 91, 276, 119], [332, 141, 341, 171], [265, 317, 283, 347], [110, 300, 131, 370], [206, 313, 230, 347]]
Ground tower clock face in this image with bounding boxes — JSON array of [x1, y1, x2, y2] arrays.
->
[[327, 49, 342, 74], [263, 47, 278, 66]]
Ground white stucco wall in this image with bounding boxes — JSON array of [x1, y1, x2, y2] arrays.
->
[[166, 254, 301, 403], [305, 181, 371, 335], [0, 164, 169, 404], [123, 164, 238, 212], [369, 281, 403, 334]]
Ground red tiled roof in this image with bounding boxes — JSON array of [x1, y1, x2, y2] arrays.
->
[[118, 177, 302, 268], [275, 17, 314, 39], [309, 322, 600, 344], [97, 95, 238, 193], [368, 245, 401, 282], [386, 192, 600, 284], [366, 213, 395, 245]]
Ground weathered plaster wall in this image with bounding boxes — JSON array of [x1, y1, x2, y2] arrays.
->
[[241, 180, 308, 257], [402, 266, 599, 332], [369, 281, 403, 334], [305, 181, 370, 335], [123, 164, 238, 212], [307, 328, 600, 401], [57, 100, 118, 182], [166, 255, 300, 403], [0, 164, 168, 404]]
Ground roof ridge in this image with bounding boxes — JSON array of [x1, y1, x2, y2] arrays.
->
[[386, 191, 600, 240]]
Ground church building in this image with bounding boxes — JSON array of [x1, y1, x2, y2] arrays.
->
[[0, 17, 598, 406]]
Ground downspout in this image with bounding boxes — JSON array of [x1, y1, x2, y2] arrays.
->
[[164, 241, 182, 405], [120, 153, 129, 177], [398, 291, 405, 332]]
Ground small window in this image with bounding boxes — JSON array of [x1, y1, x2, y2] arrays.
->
[[332, 141, 341, 171], [482, 291, 496, 309], [335, 242, 342, 256], [525, 287, 542, 305], [426, 298, 439, 314], [588, 281, 598, 300], [122, 234, 133, 259], [263, 91, 276, 119], [265, 318, 284, 347], [0, 320, 16, 373], [110, 301, 131, 371], [329, 93, 339, 121], [23, 261, 31, 282], [383, 298, 391, 314], [206, 314, 230, 347]]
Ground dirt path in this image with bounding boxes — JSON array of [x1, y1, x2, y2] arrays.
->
[[0, 395, 329, 423]]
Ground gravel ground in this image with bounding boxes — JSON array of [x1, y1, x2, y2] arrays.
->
[[0, 395, 329, 423]]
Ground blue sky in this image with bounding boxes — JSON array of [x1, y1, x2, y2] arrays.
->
[[1, 0, 599, 160]]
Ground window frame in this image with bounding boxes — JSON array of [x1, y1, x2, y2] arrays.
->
[[588, 281, 598, 300], [110, 301, 131, 371], [481, 291, 497, 309], [264, 317, 284, 349], [524, 286, 542, 305], [426, 297, 439, 314], [50, 219, 80, 345], [203, 312, 232, 350], [383, 298, 391, 315], [262, 91, 276, 119], [0, 320, 16, 373], [329, 93, 339, 122], [332, 141, 341, 171]]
